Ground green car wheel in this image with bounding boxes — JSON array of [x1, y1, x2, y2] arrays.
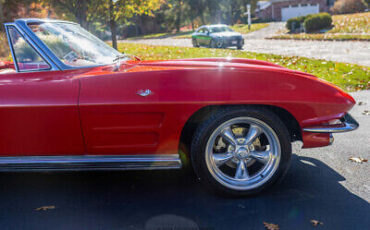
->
[[210, 39, 224, 49]]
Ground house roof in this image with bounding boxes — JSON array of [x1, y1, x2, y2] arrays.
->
[[256, 0, 305, 12]]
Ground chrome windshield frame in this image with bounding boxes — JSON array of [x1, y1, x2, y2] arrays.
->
[[6, 18, 120, 72], [4, 21, 60, 72]]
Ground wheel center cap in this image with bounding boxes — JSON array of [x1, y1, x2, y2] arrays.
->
[[236, 147, 249, 159]]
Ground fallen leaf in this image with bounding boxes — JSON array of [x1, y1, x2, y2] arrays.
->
[[310, 219, 323, 227], [349, 157, 368, 163], [263, 221, 279, 230], [35, 205, 55, 211], [362, 110, 370, 116]]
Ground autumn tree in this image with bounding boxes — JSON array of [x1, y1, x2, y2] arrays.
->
[[99, 0, 164, 49], [0, 0, 49, 30], [47, 0, 101, 29], [184, 0, 206, 29]]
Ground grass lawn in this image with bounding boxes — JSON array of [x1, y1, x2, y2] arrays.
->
[[270, 12, 370, 41], [118, 43, 370, 91], [230, 23, 269, 34], [269, 33, 370, 41], [126, 23, 269, 40], [127, 31, 194, 40], [329, 12, 370, 34]]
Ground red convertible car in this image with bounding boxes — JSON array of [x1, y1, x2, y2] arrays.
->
[[0, 19, 358, 196]]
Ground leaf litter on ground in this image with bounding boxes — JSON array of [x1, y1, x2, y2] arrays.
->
[[263, 221, 279, 230], [310, 219, 324, 227], [35, 205, 55, 211], [349, 157, 368, 163]]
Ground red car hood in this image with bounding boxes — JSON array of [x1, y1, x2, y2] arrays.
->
[[117, 57, 318, 78], [132, 58, 285, 70], [82, 57, 317, 82]]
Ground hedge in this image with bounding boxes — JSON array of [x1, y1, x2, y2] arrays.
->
[[286, 13, 332, 33], [303, 13, 333, 33], [286, 15, 308, 32]]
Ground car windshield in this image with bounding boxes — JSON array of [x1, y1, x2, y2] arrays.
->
[[209, 26, 233, 33], [27, 22, 125, 67]]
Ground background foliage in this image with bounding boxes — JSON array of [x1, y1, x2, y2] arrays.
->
[[331, 0, 368, 14], [0, 0, 261, 56], [117, 43, 370, 91]]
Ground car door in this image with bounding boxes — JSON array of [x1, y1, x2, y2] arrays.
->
[[203, 28, 212, 46], [0, 25, 85, 156], [198, 28, 209, 46], [193, 28, 203, 45], [78, 70, 164, 155]]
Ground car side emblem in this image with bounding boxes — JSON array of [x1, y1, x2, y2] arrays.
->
[[137, 89, 152, 97]]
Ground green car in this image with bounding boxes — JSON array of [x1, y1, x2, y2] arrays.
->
[[192, 24, 244, 49]]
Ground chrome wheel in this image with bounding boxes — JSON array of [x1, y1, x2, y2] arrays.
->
[[216, 39, 224, 48], [205, 117, 281, 191]]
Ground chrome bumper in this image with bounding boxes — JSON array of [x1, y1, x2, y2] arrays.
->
[[303, 113, 359, 133]]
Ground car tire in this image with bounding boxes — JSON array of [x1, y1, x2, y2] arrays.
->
[[210, 39, 224, 49], [237, 45, 243, 50], [190, 106, 291, 197], [216, 39, 224, 48], [192, 38, 199, 48]]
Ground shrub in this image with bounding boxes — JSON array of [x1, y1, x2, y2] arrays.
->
[[303, 13, 333, 33], [286, 15, 308, 32], [331, 0, 367, 14]]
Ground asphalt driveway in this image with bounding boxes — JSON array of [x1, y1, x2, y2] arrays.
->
[[121, 23, 370, 67], [0, 91, 369, 230]]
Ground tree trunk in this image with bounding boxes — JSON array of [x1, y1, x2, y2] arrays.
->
[[109, 0, 117, 50], [229, 1, 234, 25], [135, 16, 140, 37], [189, 6, 195, 30], [0, 0, 4, 32], [137, 15, 145, 36], [200, 11, 205, 25], [175, 0, 182, 32], [76, 0, 88, 29], [110, 19, 118, 50]]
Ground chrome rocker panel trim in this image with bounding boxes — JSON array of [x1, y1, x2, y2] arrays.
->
[[0, 154, 182, 172], [303, 113, 359, 133]]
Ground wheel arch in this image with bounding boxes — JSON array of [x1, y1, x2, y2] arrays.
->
[[179, 104, 301, 159]]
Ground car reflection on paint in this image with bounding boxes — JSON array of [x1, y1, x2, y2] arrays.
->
[[191, 24, 244, 49]]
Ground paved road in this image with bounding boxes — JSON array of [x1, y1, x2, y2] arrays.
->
[[121, 23, 370, 66], [0, 91, 369, 230]]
